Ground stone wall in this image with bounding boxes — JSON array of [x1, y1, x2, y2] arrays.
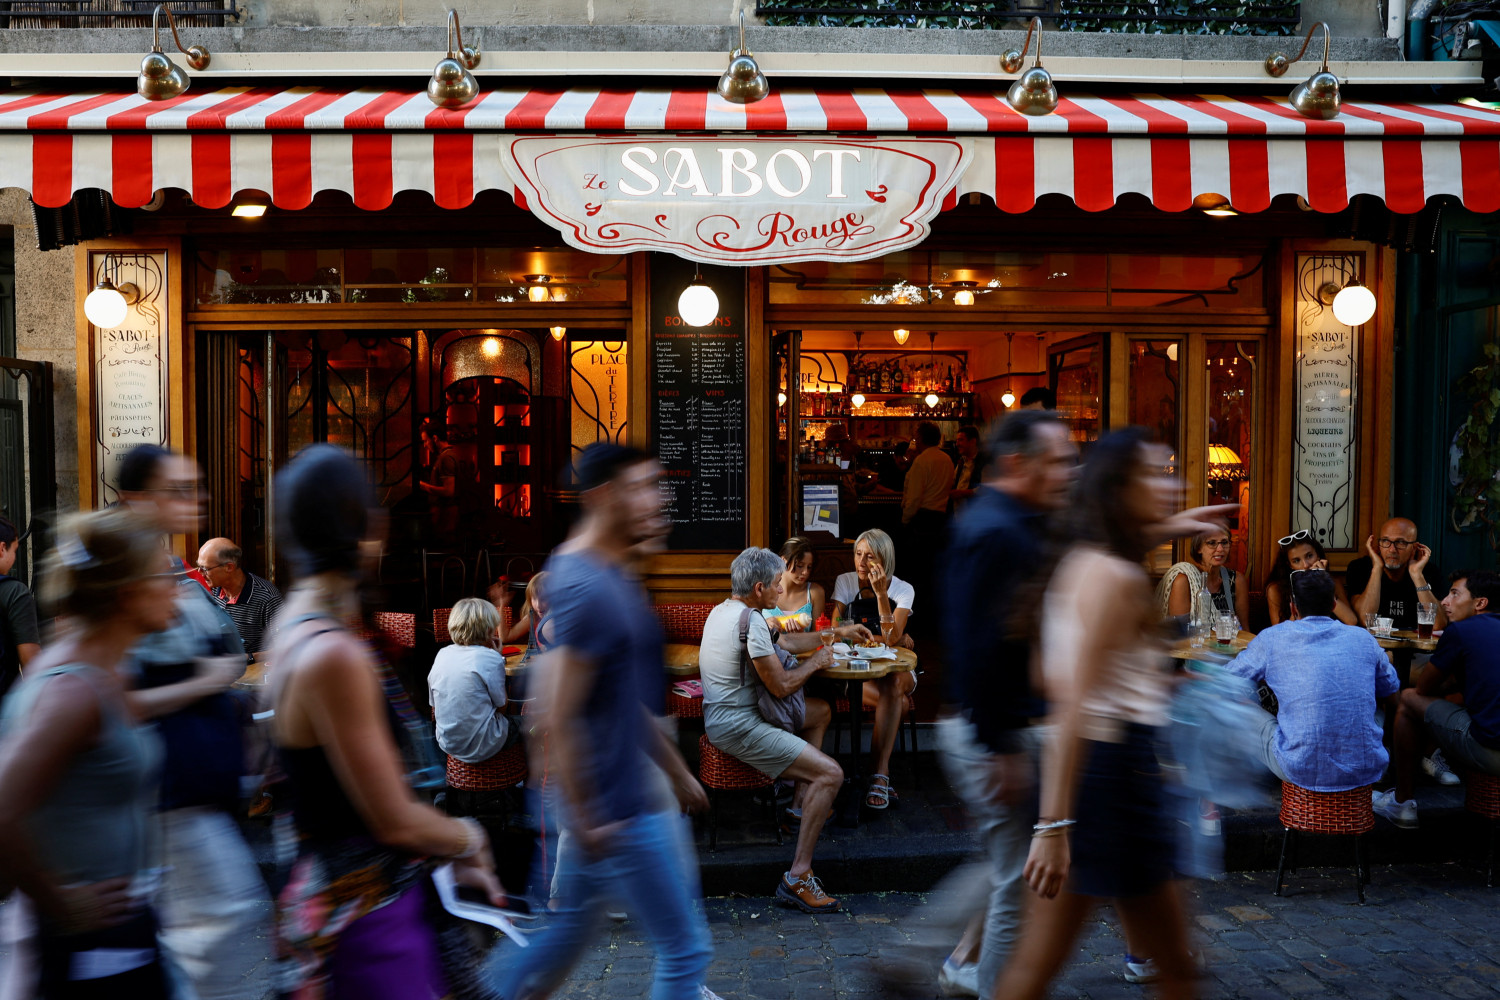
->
[[0, 191, 78, 515]]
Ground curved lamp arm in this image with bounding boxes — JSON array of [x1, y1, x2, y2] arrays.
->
[[446, 9, 481, 69], [1266, 21, 1331, 78], [1001, 17, 1044, 74], [151, 4, 210, 70]]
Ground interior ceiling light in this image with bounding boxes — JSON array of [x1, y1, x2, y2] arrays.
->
[[777, 391, 787, 407], [678, 269, 720, 327], [550, 326, 567, 341], [924, 392, 940, 408], [481, 336, 502, 357], [524, 274, 552, 302], [999, 332, 1016, 408], [1001, 17, 1057, 117], [428, 9, 481, 110], [137, 4, 210, 102], [1001, 389, 1017, 408], [892, 328, 911, 346], [951, 281, 977, 306], [1265, 21, 1341, 120], [717, 10, 770, 105]]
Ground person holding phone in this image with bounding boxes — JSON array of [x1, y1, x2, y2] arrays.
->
[[1264, 531, 1358, 626]]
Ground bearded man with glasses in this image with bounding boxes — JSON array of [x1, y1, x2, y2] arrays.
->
[[1345, 517, 1447, 634]]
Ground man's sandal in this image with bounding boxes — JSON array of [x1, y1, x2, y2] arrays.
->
[[865, 774, 896, 810]]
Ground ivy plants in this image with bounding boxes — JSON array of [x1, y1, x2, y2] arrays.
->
[[1451, 340, 1500, 547], [756, 0, 1298, 34]]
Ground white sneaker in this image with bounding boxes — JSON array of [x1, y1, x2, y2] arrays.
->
[[1372, 788, 1419, 828], [1423, 750, 1462, 786], [1123, 955, 1159, 984], [938, 959, 980, 997], [700, 987, 725, 1000]]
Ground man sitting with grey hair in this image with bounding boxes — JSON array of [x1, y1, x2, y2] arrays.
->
[[699, 547, 871, 914]]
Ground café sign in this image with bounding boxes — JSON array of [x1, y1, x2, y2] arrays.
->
[[500, 135, 973, 265]]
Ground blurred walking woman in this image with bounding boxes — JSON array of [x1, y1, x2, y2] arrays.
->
[[991, 429, 1232, 1000], [269, 445, 504, 1000], [0, 509, 175, 999]]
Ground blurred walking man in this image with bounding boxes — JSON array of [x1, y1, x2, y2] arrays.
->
[[490, 444, 712, 1000]]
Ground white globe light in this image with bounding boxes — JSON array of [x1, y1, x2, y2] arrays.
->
[[924, 392, 940, 408], [1332, 282, 1376, 326], [84, 281, 129, 329], [777, 392, 787, 407], [678, 281, 719, 327], [1001, 390, 1017, 408], [850, 393, 865, 409]]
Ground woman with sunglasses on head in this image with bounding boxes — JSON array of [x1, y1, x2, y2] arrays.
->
[[1264, 531, 1358, 625], [1155, 521, 1251, 629]]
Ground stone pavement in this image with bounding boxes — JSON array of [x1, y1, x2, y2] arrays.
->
[[548, 864, 1499, 1000]]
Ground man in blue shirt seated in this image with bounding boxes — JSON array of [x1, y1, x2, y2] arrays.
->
[[1381, 569, 1500, 828], [1225, 570, 1399, 791]]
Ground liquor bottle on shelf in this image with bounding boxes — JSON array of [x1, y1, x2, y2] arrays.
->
[[879, 365, 891, 393], [900, 362, 911, 393], [944, 365, 954, 392]]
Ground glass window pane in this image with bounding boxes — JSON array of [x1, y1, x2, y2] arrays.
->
[[1207, 340, 1257, 579], [196, 249, 342, 304]]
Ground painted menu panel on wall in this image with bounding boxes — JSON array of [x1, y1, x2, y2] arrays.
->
[[1292, 254, 1360, 550], [650, 254, 747, 550], [92, 252, 169, 505]]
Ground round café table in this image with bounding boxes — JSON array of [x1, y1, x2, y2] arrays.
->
[[1170, 630, 1254, 661], [799, 645, 918, 827], [1374, 629, 1438, 653]]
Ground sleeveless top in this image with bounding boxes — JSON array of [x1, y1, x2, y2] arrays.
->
[[762, 585, 814, 630], [1045, 547, 1172, 742], [0, 663, 161, 884]]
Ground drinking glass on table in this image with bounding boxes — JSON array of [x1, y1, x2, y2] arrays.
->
[[1365, 612, 1380, 631], [1417, 603, 1437, 640], [1213, 613, 1237, 645], [880, 616, 896, 647], [819, 623, 836, 647]]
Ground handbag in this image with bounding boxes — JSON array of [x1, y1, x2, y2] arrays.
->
[[737, 606, 806, 733]]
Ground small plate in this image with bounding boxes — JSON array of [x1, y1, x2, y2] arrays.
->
[[851, 645, 889, 659]]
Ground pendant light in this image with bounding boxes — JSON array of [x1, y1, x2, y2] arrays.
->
[[428, 9, 481, 110], [717, 11, 770, 105], [1331, 281, 1375, 326], [892, 328, 910, 346], [550, 326, 568, 341], [923, 331, 940, 408], [1001, 17, 1057, 117], [137, 4, 210, 102], [1265, 21, 1341, 120], [678, 268, 719, 327], [1000, 333, 1017, 408]]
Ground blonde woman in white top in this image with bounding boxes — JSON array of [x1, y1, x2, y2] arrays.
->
[[991, 428, 1237, 1000]]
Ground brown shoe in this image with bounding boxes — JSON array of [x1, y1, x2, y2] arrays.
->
[[776, 870, 840, 913]]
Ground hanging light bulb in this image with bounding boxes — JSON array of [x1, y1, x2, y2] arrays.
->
[[427, 9, 481, 110], [924, 392, 940, 408], [481, 336, 502, 357], [1332, 280, 1376, 326], [951, 281, 976, 306], [777, 391, 787, 407], [550, 326, 567, 341], [679, 270, 720, 327], [525, 274, 552, 302], [850, 393, 865, 409], [84, 278, 129, 329], [892, 328, 910, 346], [1001, 389, 1017, 408]]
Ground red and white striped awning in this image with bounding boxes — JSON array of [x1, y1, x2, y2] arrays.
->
[[4, 84, 1500, 214]]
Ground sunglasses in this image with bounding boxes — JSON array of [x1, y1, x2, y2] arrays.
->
[[1278, 530, 1311, 547]]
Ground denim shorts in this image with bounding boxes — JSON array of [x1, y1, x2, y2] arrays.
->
[[1071, 725, 1177, 899], [1426, 700, 1500, 776]]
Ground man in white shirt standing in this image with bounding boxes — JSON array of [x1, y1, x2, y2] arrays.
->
[[902, 421, 955, 634]]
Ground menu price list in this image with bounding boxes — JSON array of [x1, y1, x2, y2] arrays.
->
[[650, 256, 748, 551], [653, 330, 746, 548]]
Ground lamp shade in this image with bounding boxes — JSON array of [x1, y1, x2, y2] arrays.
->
[[850, 393, 865, 409], [1208, 444, 1246, 481], [893, 328, 911, 346], [84, 280, 129, 329], [1332, 282, 1376, 326], [1001, 390, 1016, 408], [678, 280, 719, 327]]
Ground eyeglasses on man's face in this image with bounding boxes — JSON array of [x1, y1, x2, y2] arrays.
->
[[1377, 538, 1413, 550], [196, 562, 227, 575]]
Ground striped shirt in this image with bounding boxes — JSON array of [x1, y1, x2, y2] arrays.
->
[[211, 572, 283, 656]]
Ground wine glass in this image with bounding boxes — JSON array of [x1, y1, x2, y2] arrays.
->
[[819, 624, 836, 647], [880, 619, 896, 647]]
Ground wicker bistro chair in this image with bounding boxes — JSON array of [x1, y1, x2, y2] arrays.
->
[[1465, 770, 1500, 886], [665, 686, 704, 719], [698, 734, 782, 851], [1274, 783, 1375, 903], [655, 602, 714, 644], [443, 743, 529, 824]]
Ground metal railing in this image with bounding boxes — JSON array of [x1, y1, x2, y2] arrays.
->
[[755, 0, 1300, 34], [0, 1, 242, 28]]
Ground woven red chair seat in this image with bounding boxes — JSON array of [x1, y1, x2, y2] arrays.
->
[[433, 607, 453, 646], [1279, 783, 1375, 835], [1467, 771, 1500, 820], [446, 743, 527, 791], [373, 612, 416, 649], [698, 735, 773, 791], [666, 691, 704, 718]]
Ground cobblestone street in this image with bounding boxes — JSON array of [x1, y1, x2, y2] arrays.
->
[[548, 864, 1499, 1000]]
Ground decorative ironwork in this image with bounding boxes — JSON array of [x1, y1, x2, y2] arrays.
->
[[0, 1, 241, 28], [755, 0, 1299, 33]]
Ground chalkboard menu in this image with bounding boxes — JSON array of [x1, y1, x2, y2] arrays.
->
[[650, 254, 748, 551]]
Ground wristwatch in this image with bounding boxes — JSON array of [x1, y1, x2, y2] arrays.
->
[[1416, 584, 1433, 593]]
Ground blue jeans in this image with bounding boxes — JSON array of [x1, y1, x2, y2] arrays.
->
[[488, 810, 712, 1000]]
